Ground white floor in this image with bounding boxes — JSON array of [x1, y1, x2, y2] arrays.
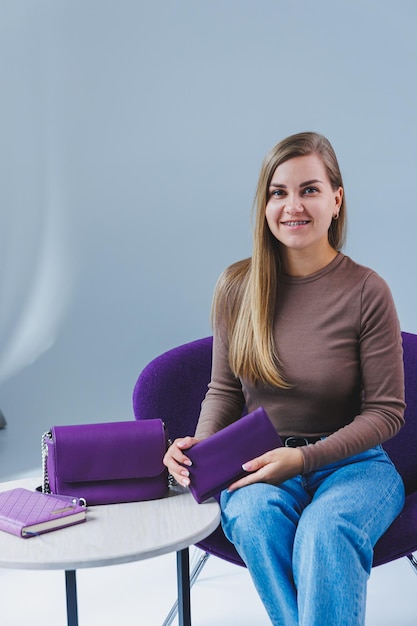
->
[[0, 544, 416, 625], [0, 422, 416, 625]]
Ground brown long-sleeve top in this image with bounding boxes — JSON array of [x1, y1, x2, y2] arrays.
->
[[195, 253, 405, 473]]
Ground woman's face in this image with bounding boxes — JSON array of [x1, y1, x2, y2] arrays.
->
[[265, 153, 343, 258]]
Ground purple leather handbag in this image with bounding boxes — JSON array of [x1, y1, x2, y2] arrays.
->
[[42, 420, 169, 505], [186, 407, 284, 503]]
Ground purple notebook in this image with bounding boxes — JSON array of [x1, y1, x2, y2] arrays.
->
[[0, 488, 87, 538], [186, 407, 283, 503]]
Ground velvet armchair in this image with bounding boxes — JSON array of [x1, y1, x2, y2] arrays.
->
[[132, 332, 417, 574]]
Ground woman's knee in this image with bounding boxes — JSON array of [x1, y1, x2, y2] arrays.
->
[[221, 483, 274, 531], [294, 501, 374, 575], [221, 482, 303, 544]]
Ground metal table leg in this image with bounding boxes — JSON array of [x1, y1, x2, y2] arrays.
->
[[407, 553, 417, 575], [162, 551, 210, 626], [176, 549, 191, 626], [65, 570, 79, 626]]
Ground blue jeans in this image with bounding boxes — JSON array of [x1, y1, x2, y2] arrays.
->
[[220, 446, 405, 626]]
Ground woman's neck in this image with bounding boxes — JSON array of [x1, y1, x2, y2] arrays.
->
[[281, 246, 338, 278]]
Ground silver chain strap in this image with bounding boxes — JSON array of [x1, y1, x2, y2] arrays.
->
[[41, 430, 52, 493], [166, 436, 178, 487]]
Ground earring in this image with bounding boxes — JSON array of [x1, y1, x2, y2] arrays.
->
[[333, 212, 339, 220]]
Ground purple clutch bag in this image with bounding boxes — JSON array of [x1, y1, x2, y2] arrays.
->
[[186, 407, 283, 503], [43, 420, 169, 505]]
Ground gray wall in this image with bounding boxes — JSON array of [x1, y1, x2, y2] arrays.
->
[[1, 0, 416, 477]]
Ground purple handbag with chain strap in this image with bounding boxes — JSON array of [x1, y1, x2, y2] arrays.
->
[[42, 420, 169, 505], [186, 407, 284, 503]]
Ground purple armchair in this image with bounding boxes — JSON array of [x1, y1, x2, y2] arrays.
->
[[132, 331, 417, 573]]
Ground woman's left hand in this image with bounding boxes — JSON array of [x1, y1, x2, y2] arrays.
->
[[227, 446, 305, 492]]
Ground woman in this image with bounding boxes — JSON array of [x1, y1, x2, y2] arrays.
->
[[163, 132, 405, 625]]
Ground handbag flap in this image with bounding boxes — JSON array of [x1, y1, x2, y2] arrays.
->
[[51, 420, 167, 482]]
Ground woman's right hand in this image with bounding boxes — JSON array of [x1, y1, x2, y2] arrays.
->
[[163, 436, 200, 487]]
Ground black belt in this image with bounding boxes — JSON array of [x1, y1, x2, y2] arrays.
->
[[284, 436, 323, 448]]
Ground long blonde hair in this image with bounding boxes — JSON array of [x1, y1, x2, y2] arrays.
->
[[212, 132, 347, 387]]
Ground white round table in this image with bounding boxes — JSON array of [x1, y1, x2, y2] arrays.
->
[[0, 477, 220, 626]]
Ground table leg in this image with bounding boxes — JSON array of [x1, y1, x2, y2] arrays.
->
[[65, 570, 79, 626], [176, 549, 191, 626]]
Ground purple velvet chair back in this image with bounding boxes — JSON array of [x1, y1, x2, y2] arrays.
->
[[133, 337, 213, 441], [382, 331, 417, 495], [133, 331, 417, 569]]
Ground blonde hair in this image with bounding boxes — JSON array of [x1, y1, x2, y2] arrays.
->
[[212, 132, 346, 387]]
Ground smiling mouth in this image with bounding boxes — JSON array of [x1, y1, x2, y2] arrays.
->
[[282, 221, 310, 227]]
